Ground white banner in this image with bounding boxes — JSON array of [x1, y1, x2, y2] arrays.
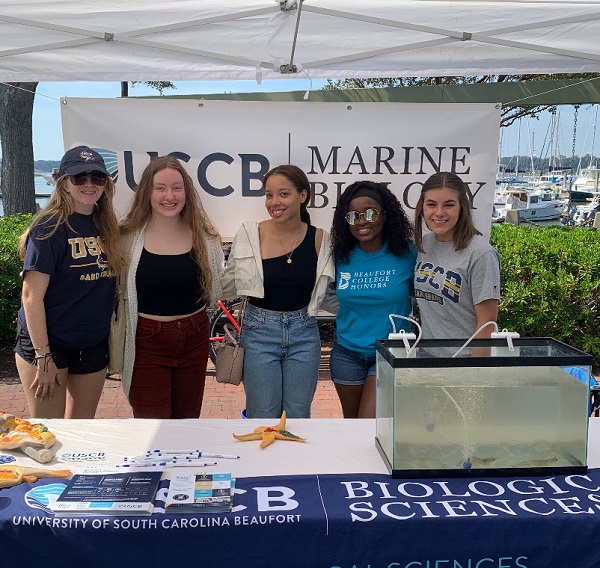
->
[[61, 99, 501, 240]]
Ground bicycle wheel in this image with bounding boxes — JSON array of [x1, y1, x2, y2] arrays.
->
[[208, 298, 243, 364]]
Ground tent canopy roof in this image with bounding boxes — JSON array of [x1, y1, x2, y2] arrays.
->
[[1, 0, 600, 82]]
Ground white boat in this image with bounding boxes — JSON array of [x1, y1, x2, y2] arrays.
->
[[496, 189, 567, 221], [531, 172, 568, 192], [569, 168, 600, 202], [39, 169, 58, 186]]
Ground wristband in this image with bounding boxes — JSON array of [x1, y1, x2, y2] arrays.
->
[[34, 352, 54, 373], [33, 343, 50, 352]]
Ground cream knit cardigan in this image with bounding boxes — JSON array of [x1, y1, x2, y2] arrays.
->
[[120, 226, 224, 400]]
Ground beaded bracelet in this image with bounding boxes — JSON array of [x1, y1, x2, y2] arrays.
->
[[34, 352, 54, 373]]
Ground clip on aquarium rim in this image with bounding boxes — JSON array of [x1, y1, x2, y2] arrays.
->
[[375, 337, 593, 369]]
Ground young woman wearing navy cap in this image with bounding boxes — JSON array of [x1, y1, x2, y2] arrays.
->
[[14, 146, 123, 418]]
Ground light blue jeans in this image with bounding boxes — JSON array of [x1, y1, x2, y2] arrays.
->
[[240, 303, 320, 419]]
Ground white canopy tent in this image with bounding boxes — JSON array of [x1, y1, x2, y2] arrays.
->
[[1, 0, 599, 83]]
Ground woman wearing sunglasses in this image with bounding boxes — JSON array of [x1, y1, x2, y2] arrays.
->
[[329, 181, 416, 418], [413, 172, 500, 339], [221, 165, 335, 419], [117, 156, 223, 419], [14, 146, 123, 418]]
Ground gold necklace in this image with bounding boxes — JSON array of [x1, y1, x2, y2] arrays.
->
[[275, 223, 302, 264]]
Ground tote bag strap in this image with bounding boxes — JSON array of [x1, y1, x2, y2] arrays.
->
[[223, 324, 240, 346]]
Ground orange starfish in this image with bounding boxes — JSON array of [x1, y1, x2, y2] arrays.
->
[[232, 411, 306, 448]]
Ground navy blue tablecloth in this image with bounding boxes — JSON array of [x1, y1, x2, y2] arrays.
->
[[2, 470, 600, 568]]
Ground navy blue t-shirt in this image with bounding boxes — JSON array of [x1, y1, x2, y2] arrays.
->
[[18, 213, 116, 350]]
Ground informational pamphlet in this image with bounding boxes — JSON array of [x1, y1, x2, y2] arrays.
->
[[50, 467, 163, 515], [165, 472, 234, 514]]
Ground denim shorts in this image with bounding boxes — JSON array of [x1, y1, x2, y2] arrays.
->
[[329, 338, 377, 386], [14, 322, 109, 374], [240, 303, 320, 419]]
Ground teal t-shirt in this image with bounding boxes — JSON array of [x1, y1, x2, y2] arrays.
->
[[335, 243, 417, 356]]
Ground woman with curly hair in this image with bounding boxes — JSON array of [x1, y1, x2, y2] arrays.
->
[[414, 172, 500, 339], [117, 156, 223, 418], [15, 146, 123, 418], [329, 181, 416, 418]]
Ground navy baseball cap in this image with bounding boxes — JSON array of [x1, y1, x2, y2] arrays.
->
[[58, 146, 109, 177]]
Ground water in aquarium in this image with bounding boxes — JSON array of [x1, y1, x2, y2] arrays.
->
[[391, 365, 589, 472]]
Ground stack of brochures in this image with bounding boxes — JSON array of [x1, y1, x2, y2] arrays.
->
[[49, 467, 163, 515], [165, 472, 235, 514]]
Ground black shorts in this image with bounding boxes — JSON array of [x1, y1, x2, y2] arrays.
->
[[14, 322, 109, 375]]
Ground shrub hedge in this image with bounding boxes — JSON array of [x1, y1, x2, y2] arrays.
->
[[0, 215, 598, 366], [490, 223, 600, 367]]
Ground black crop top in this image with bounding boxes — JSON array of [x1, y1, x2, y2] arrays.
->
[[250, 225, 318, 312], [136, 248, 205, 316]]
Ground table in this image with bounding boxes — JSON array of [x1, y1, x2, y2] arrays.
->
[[2, 418, 600, 568]]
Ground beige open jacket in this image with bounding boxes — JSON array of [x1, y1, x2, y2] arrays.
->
[[220, 220, 336, 316]]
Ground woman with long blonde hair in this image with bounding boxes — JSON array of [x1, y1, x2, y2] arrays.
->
[[118, 156, 223, 418], [15, 146, 123, 418]]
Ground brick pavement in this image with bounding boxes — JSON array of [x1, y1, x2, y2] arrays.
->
[[0, 348, 342, 419]]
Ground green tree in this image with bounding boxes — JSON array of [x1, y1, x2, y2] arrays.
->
[[130, 81, 175, 95]]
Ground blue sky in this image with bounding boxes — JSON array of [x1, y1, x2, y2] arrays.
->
[[24, 80, 600, 163], [499, 104, 599, 168]]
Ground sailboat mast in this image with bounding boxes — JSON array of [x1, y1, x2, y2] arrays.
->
[[515, 119, 521, 182], [590, 106, 598, 169]]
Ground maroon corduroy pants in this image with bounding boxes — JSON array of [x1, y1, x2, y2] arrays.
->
[[129, 309, 209, 418]]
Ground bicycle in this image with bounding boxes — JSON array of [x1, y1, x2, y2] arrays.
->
[[208, 298, 244, 364]]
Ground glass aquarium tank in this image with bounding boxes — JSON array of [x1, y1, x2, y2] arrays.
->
[[375, 338, 592, 478]]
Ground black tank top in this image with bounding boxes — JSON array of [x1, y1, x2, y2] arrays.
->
[[250, 225, 318, 312], [136, 248, 205, 315]]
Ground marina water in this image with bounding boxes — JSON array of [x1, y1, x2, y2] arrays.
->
[[0, 175, 52, 217]]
